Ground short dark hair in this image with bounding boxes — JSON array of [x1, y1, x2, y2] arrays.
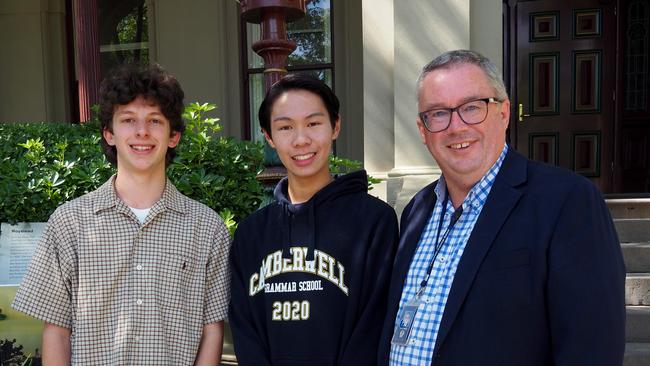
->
[[99, 63, 185, 166], [416, 50, 508, 101], [258, 73, 339, 137]]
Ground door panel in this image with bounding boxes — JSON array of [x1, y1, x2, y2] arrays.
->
[[514, 0, 616, 192], [617, 0, 650, 193]]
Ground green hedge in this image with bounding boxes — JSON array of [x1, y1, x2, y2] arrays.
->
[[0, 103, 265, 232]]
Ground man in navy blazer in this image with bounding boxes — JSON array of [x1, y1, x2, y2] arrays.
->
[[379, 50, 625, 365]]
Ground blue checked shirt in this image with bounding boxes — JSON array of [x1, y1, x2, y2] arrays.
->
[[389, 144, 508, 365]]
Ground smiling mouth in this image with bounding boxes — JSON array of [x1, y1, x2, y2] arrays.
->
[[131, 145, 154, 151], [293, 153, 316, 161], [449, 142, 471, 150]]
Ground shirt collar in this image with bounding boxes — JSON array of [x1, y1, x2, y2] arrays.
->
[[434, 143, 509, 210], [92, 175, 187, 215]]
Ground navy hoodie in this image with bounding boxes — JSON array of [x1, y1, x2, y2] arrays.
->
[[229, 170, 399, 366]]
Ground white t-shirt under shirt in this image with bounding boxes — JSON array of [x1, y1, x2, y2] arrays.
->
[[129, 207, 151, 224]]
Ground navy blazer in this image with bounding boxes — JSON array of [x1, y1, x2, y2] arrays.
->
[[379, 148, 626, 365]]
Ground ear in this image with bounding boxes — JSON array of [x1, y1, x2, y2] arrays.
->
[[416, 118, 428, 144], [499, 99, 511, 130], [331, 117, 341, 140], [262, 129, 276, 149], [168, 131, 181, 148], [103, 128, 116, 146]]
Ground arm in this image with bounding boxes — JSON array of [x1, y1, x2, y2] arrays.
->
[[339, 208, 400, 366], [194, 322, 224, 366], [228, 228, 272, 366], [42, 322, 71, 366], [548, 180, 626, 365]]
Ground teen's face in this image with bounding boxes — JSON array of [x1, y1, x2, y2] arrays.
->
[[417, 64, 510, 185], [264, 89, 340, 184], [103, 96, 180, 176]]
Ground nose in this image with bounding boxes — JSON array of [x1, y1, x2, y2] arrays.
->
[[292, 126, 311, 146], [446, 110, 468, 133], [134, 119, 149, 137]]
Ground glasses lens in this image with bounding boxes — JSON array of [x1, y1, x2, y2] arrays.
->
[[458, 100, 488, 124], [423, 110, 451, 132]]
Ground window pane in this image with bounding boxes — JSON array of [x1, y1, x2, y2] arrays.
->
[[249, 73, 266, 142], [99, 0, 149, 77], [246, 24, 265, 69], [246, 0, 331, 69], [287, 0, 332, 66]]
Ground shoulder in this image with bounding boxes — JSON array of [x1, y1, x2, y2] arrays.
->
[[401, 180, 437, 221], [355, 192, 398, 221], [47, 188, 101, 228], [524, 158, 599, 197], [235, 202, 278, 232], [177, 194, 229, 233]]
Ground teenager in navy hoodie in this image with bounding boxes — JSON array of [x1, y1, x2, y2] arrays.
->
[[229, 74, 399, 366]]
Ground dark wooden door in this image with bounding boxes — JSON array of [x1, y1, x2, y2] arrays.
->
[[512, 0, 616, 192], [616, 0, 650, 193]]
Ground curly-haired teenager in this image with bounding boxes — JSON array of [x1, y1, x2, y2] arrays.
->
[[229, 74, 399, 365], [13, 64, 231, 365]]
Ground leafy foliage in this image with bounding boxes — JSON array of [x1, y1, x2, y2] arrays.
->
[[0, 103, 265, 231], [0, 338, 28, 366], [168, 102, 265, 229], [329, 155, 381, 188], [0, 122, 114, 224]]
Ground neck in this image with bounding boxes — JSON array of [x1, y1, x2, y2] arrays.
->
[[444, 180, 471, 209], [114, 167, 167, 209], [287, 172, 333, 204]]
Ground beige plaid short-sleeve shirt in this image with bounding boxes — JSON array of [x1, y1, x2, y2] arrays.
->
[[12, 176, 231, 365]]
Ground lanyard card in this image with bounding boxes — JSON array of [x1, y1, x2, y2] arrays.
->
[[391, 297, 422, 346]]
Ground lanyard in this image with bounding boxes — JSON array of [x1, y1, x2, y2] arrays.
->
[[415, 195, 463, 298]]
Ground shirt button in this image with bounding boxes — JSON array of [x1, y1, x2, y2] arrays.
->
[[136, 264, 143, 271], [136, 299, 143, 305]]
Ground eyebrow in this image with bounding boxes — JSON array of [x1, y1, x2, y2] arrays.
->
[[422, 95, 484, 110], [115, 110, 165, 120], [272, 112, 327, 123]]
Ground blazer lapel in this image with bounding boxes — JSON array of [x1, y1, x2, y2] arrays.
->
[[386, 182, 438, 321], [433, 149, 527, 353]]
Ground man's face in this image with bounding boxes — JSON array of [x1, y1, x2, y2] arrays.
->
[[103, 96, 180, 176], [264, 89, 340, 186], [417, 63, 510, 185]]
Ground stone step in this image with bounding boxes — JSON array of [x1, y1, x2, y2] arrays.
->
[[627, 274, 650, 306], [625, 343, 650, 366], [615, 219, 650, 243], [607, 198, 650, 219], [623, 243, 650, 273], [627, 306, 650, 343]]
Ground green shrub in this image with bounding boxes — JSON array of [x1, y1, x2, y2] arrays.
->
[[168, 102, 265, 228], [0, 122, 114, 224], [0, 103, 265, 233]]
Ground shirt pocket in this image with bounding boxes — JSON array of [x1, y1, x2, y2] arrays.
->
[[157, 253, 200, 310]]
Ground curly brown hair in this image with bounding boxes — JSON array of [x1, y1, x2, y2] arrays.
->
[[99, 63, 185, 166]]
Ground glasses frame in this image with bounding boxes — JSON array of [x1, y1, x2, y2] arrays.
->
[[419, 97, 501, 133]]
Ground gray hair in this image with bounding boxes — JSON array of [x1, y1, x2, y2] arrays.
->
[[416, 49, 509, 101]]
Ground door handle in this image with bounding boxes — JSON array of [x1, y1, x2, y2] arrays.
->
[[518, 103, 530, 122]]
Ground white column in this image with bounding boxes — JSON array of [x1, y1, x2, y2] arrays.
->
[[389, 0, 471, 214]]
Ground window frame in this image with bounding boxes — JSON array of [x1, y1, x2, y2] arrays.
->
[[239, 1, 336, 140]]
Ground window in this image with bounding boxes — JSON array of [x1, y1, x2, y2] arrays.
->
[[98, 0, 149, 77], [242, 0, 333, 142], [624, 0, 649, 111]]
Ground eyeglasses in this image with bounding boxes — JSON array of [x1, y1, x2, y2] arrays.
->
[[418, 97, 501, 133]]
